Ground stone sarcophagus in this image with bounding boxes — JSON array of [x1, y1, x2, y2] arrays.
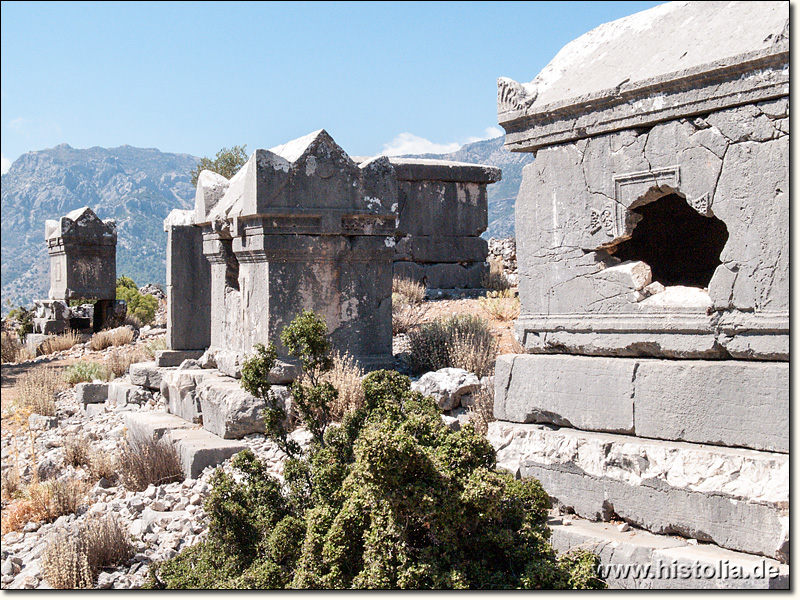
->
[[169, 130, 398, 376], [489, 0, 789, 574], [388, 158, 501, 289]]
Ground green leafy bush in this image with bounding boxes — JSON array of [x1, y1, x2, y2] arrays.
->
[[407, 314, 497, 378], [65, 361, 111, 384], [7, 305, 34, 337], [116, 275, 158, 324], [148, 312, 603, 590]]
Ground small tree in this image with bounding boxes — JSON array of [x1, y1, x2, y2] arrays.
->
[[115, 275, 158, 324], [190, 145, 248, 187]]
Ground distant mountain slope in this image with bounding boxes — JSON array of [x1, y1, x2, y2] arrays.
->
[[401, 135, 534, 238], [1, 144, 198, 311]]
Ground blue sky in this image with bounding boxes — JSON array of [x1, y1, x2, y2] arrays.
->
[[1, 1, 664, 172]]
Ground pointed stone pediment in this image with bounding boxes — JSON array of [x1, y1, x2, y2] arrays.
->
[[46, 206, 116, 244]]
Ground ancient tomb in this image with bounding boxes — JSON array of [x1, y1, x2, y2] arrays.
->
[[37, 206, 117, 333], [165, 130, 501, 375], [388, 157, 500, 289], [490, 0, 788, 579]]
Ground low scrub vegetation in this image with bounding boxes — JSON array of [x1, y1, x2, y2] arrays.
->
[[1, 331, 22, 363], [148, 311, 602, 590], [392, 277, 427, 335], [15, 366, 66, 416], [63, 434, 90, 468], [39, 330, 83, 355], [407, 314, 497, 378], [479, 292, 520, 322], [2, 478, 87, 533], [298, 350, 364, 422], [106, 348, 147, 378], [89, 327, 135, 352], [392, 276, 426, 304], [42, 514, 133, 589], [117, 431, 183, 492], [481, 258, 512, 292], [141, 336, 167, 359], [65, 361, 112, 385]]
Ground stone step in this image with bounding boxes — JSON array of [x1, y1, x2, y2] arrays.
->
[[549, 516, 789, 589], [122, 411, 195, 441], [128, 361, 176, 391], [107, 381, 153, 408], [488, 421, 788, 561], [166, 428, 247, 479], [154, 349, 204, 367], [494, 354, 788, 453]]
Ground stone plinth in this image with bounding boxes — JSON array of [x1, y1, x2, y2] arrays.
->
[[388, 158, 501, 289]]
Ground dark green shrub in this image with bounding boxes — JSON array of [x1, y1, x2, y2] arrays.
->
[[7, 305, 34, 338], [116, 275, 158, 324], [147, 312, 603, 590]]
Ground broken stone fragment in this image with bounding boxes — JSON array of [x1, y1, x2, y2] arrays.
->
[[411, 368, 481, 411], [596, 260, 652, 291]]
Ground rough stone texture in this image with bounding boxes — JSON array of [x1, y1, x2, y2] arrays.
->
[[129, 362, 173, 391], [107, 382, 153, 407], [488, 422, 788, 561], [44, 206, 117, 302], [166, 428, 247, 479], [195, 376, 282, 439], [494, 355, 788, 453], [155, 349, 205, 368], [160, 369, 212, 424], [195, 130, 396, 371], [512, 103, 788, 361], [75, 382, 109, 406], [411, 368, 481, 411], [549, 517, 789, 589], [164, 212, 211, 351], [122, 411, 195, 441], [498, 1, 788, 151], [387, 158, 500, 290]]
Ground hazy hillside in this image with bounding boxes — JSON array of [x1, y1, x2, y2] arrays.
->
[[1, 136, 530, 313], [1, 144, 198, 311], [402, 135, 534, 238]]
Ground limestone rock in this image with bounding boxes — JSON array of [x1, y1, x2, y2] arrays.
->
[[411, 368, 481, 411]]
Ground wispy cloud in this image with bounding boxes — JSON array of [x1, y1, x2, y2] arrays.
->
[[0, 154, 10, 175], [380, 127, 504, 157], [8, 117, 62, 138]]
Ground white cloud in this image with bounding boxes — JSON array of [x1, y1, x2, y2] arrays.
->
[[0, 154, 10, 175], [380, 127, 504, 157]]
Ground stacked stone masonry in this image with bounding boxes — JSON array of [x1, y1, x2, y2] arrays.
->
[[490, 0, 789, 587]]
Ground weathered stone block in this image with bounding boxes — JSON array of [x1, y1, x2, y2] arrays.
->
[[488, 422, 788, 561], [161, 368, 212, 424], [166, 428, 247, 479], [155, 349, 205, 368], [196, 376, 269, 439], [129, 362, 173, 390], [76, 382, 109, 405], [411, 368, 481, 411], [493, 354, 635, 433], [107, 382, 152, 407], [123, 411, 194, 441], [393, 236, 488, 264]]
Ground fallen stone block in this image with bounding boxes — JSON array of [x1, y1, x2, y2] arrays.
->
[[76, 382, 109, 405], [411, 368, 481, 411], [550, 517, 789, 589], [166, 428, 247, 479], [129, 362, 173, 390], [196, 376, 285, 439], [123, 411, 195, 441], [161, 369, 213, 423], [83, 404, 107, 418], [28, 414, 58, 430], [488, 422, 788, 561], [107, 382, 152, 407], [155, 350, 205, 367]]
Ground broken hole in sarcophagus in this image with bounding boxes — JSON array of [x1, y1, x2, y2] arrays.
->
[[608, 193, 728, 289]]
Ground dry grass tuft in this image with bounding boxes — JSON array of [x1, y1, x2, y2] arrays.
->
[[118, 431, 183, 492], [39, 331, 83, 355], [466, 385, 495, 436], [41, 514, 133, 589], [481, 257, 512, 292], [41, 530, 94, 589], [393, 276, 426, 304], [478, 294, 520, 322], [15, 366, 66, 416], [63, 435, 90, 468], [318, 351, 365, 420], [408, 314, 497, 378], [1, 467, 21, 502], [392, 293, 428, 335], [89, 327, 135, 352], [1, 331, 22, 363], [105, 348, 147, 378], [0, 498, 38, 534], [88, 448, 117, 483], [141, 336, 167, 359]]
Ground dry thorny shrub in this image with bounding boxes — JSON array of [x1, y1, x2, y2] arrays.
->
[[478, 294, 520, 322], [311, 351, 365, 421], [1, 331, 22, 363], [15, 366, 66, 417], [118, 431, 183, 492], [88, 448, 118, 483], [447, 330, 497, 379], [106, 347, 147, 378], [89, 327, 135, 352], [408, 314, 498, 379], [393, 276, 427, 304], [63, 434, 90, 468], [42, 514, 133, 589], [39, 330, 83, 355], [392, 276, 428, 335], [466, 384, 495, 436], [1, 467, 21, 503], [2, 478, 87, 533], [481, 257, 513, 292]]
